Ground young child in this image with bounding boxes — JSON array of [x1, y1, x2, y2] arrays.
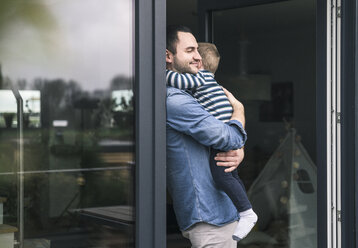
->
[[166, 42, 258, 242]]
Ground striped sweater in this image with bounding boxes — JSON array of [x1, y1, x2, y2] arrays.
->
[[166, 69, 233, 123]]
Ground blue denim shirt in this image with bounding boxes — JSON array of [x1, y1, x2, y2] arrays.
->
[[166, 86, 247, 231]]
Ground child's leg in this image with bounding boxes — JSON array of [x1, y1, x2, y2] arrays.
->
[[210, 148, 258, 241], [209, 148, 251, 212]]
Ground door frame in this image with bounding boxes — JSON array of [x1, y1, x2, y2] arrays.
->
[[135, 0, 166, 247], [197, 0, 284, 42], [340, 0, 357, 247], [317, 0, 327, 247]]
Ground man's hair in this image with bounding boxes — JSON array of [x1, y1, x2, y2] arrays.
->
[[166, 25, 193, 54], [198, 42, 221, 74]]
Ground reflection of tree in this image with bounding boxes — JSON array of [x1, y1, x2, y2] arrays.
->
[[0, 0, 56, 30], [110, 75, 134, 132], [112, 96, 134, 131], [92, 94, 134, 133], [0, 0, 57, 55], [93, 98, 116, 128], [0, 64, 2, 89], [0, 64, 25, 90], [119, 96, 133, 112], [110, 75, 133, 91], [17, 79, 27, 90], [1, 70, 135, 136], [33, 78, 82, 128], [3, 113, 14, 128]]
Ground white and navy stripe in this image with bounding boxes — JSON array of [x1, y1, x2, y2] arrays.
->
[[166, 69, 233, 123]]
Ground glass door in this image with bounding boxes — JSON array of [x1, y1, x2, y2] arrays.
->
[[0, 1, 135, 247], [199, 0, 318, 247]]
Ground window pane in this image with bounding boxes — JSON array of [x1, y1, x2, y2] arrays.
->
[[0, 0, 135, 247]]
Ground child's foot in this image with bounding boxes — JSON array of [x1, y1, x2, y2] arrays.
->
[[232, 208, 258, 241]]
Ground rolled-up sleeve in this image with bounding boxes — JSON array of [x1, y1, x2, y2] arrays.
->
[[166, 87, 247, 151]]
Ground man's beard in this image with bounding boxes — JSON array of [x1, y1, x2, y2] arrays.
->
[[172, 56, 198, 74]]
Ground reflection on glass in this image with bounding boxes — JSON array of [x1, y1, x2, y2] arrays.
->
[[211, 0, 317, 247], [0, 90, 41, 128], [0, 0, 134, 247], [112, 90, 133, 112], [247, 129, 317, 247]]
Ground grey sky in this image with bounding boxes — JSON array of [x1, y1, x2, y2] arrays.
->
[[0, 0, 133, 91]]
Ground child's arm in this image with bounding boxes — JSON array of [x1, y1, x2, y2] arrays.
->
[[199, 70, 216, 82], [166, 70, 206, 89]]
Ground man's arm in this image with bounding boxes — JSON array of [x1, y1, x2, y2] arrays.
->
[[223, 87, 245, 127], [214, 88, 246, 172], [167, 88, 246, 151]]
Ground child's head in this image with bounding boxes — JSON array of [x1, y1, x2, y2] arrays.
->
[[198, 42, 220, 74]]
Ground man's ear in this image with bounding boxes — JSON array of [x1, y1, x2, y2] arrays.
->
[[166, 49, 173, 63]]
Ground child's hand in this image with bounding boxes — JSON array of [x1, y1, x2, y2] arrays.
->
[[214, 148, 245, 172], [222, 87, 245, 127]]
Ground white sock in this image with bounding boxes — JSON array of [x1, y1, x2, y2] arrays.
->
[[232, 208, 258, 241]]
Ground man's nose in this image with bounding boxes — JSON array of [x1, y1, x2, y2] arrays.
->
[[193, 50, 202, 61]]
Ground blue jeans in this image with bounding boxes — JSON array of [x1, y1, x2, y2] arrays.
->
[[210, 148, 252, 212]]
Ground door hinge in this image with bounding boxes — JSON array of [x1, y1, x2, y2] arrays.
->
[[337, 112, 341, 123], [337, 210, 342, 222], [337, 6, 342, 18]]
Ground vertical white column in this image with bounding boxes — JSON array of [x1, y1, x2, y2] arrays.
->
[[327, 0, 341, 247], [335, 0, 342, 247], [331, 0, 337, 246]]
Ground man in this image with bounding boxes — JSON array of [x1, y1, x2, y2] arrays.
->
[[166, 25, 247, 247]]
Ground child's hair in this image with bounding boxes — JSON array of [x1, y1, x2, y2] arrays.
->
[[198, 42, 220, 74]]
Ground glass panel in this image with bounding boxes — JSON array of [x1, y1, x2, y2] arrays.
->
[[212, 0, 317, 247], [0, 0, 135, 247]]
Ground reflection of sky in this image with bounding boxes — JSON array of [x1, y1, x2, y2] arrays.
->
[[0, 90, 41, 113], [0, 0, 133, 91], [112, 90, 133, 111]]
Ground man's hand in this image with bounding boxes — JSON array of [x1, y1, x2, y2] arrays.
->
[[222, 88, 245, 127], [214, 148, 245, 172]]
